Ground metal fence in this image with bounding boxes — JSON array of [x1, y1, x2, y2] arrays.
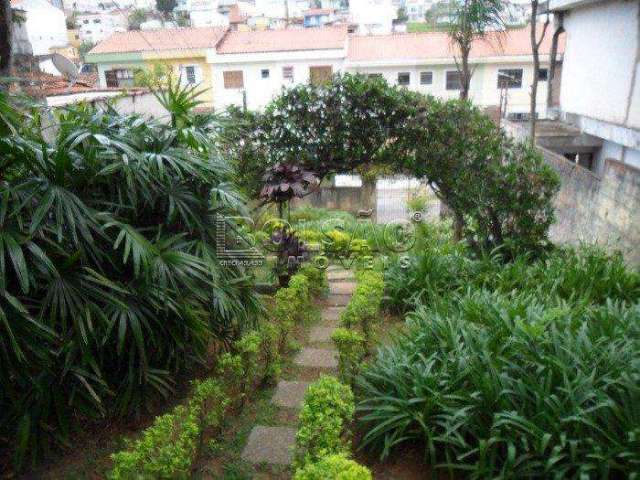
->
[[375, 176, 440, 224]]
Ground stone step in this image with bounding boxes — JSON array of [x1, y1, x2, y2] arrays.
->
[[241, 426, 296, 466], [327, 294, 351, 307], [309, 326, 336, 344], [294, 347, 338, 369], [272, 380, 310, 409], [330, 282, 357, 295], [323, 306, 344, 321], [327, 270, 355, 281]]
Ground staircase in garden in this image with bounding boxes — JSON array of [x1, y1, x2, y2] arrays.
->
[[241, 267, 356, 471]]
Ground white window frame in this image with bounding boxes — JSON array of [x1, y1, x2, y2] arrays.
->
[[180, 64, 201, 85], [420, 71, 433, 85]]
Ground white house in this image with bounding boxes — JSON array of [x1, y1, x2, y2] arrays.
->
[[10, 0, 68, 57], [77, 11, 128, 44], [208, 26, 349, 109], [208, 24, 559, 116], [548, 0, 640, 170], [253, 0, 311, 21], [349, 0, 397, 34]]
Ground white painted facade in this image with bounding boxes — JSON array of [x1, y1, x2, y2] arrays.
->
[[348, 56, 551, 116], [14, 0, 68, 56], [208, 48, 346, 110], [77, 12, 127, 44], [549, 0, 640, 169], [210, 49, 552, 115], [349, 0, 397, 34], [254, 0, 311, 19]]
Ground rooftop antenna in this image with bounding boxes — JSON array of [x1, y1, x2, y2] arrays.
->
[[50, 53, 81, 92]]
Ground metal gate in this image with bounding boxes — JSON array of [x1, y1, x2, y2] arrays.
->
[[375, 176, 440, 224]]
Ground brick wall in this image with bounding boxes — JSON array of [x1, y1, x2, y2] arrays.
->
[[543, 147, 640, 265]]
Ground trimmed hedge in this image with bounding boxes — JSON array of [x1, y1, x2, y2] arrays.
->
[[293, 375, 355, 468], [331, 328, 366, 387], [110, 379, 227, 479], [340, 271, 384, 345], [109, 266, 324, 478], [293, 454, 372, 480]]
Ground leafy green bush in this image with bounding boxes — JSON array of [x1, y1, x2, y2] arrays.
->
[[294, 376, 355, 469], [385, 242, 640, 314], [110, 379, 228, 479], [298, 263, 329, 297], [0, 85, 263, 468], [331, 328, 366, 387], [293, 454, 372, 480], [358, 290, 640, 478], [324, 230, 352, 257], [340, 271, 384, 344]]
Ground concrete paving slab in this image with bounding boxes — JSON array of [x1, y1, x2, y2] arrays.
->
[[241, 426, 296, 466], [330, 282, 357, 295], [309, 326, 336, 343], [294, 348, 338, 369], [271, 380, 310, 409]]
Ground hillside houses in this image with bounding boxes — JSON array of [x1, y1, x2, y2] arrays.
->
[[87, 23, 562, 117]]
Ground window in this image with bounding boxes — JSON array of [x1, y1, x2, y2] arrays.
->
[[261, 69, 270, 79], [538, 68, 548, 81], [223, 70, 244, 89], [105, 69, 133, 88], [309, 65, 332, 86], [282, 66, 294, 81], [446, 71, 462, 90], [497, 68, 523, 89], [185, 65, 197, 84], [367, 73, 383, 79], [420, 71, 433, 85], [397, 72, 410, 86]]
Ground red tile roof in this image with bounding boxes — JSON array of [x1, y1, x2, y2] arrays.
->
[[347, 24, 564, 62], [217, 26, 348, 54], [88, 27, 228, 55]]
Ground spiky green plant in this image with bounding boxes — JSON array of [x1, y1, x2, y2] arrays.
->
[[0, 85, 262, 470]]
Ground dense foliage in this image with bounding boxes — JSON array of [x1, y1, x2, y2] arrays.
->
[[223, 74, 559, 256], [358, 232, 640, 478], [0, 89, 262, 468], [294, 454, 372, 480], [110, 265, 324, 477], [293, 375, 355, 469]]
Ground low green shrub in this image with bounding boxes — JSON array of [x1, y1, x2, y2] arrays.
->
[[358, 290, 640, 478], [340, 271, 384, 344], [110, 379, 227, 479], [331, 328, 366, 387], [293, 454, 372, 480], [293, 376, 355, 469], [323, 230, 351, 257], [298, 263, 329, 297]]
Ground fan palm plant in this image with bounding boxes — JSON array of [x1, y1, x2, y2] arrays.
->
[[0, 84, 262, 470]]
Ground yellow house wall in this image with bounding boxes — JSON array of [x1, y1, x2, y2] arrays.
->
[[141, 50, 214, 107]]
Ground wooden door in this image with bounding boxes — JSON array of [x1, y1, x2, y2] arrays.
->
[[309, 66, 333, 86]]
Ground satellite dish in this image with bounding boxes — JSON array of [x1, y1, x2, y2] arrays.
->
[[51, 53, 79, 81]]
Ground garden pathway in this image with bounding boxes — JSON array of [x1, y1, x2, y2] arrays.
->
[[241, 267, 356, 470]]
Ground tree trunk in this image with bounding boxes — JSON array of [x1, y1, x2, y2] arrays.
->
[[0, 0, 12, 83], [546, 16, 564, 112], [529, 0, 540, 147], [460, 44, 471, 101]]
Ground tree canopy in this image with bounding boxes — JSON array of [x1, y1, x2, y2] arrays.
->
[[223, 73, 560, 257]]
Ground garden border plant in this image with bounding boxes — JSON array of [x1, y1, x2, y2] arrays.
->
[[108, 265, 324, 478]]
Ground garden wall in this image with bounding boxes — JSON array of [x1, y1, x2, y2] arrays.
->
[[293, 183, 377, 219], [543, 147, 640, 265]]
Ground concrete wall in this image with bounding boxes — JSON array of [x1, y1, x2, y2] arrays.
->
[[543, 147, 640, 265], [559, 0, 639, 130], [292, 183, 377, 219]]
